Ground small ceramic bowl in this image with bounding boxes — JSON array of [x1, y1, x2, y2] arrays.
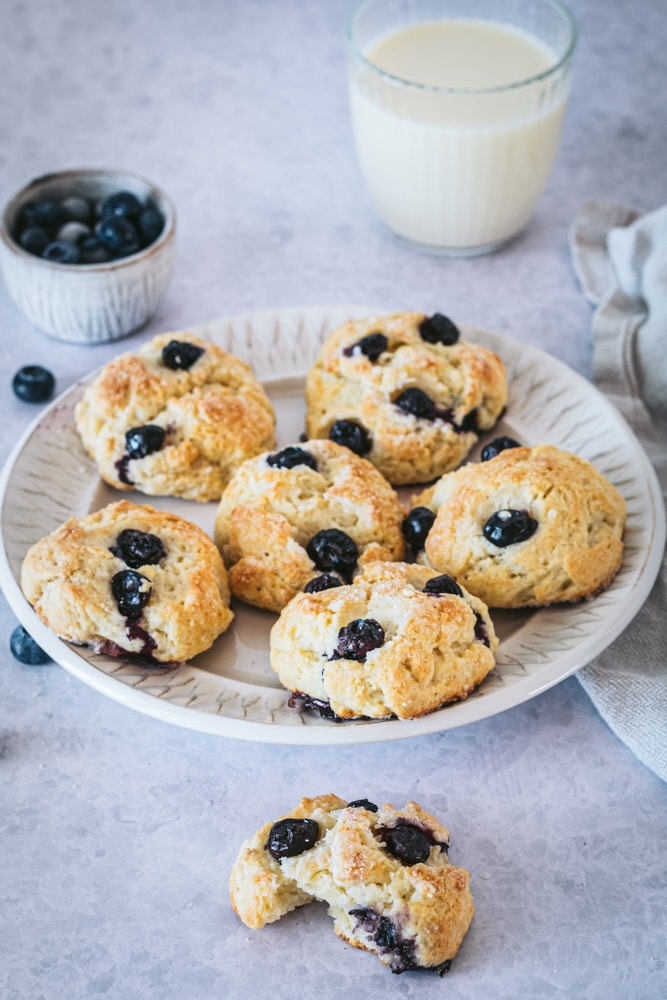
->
[[0, 168, 176, 344]]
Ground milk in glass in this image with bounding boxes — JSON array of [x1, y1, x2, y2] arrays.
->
[[349, 18, 571, 253]]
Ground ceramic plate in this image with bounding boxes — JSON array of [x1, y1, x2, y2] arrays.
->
[[0, 305, 663, 744]]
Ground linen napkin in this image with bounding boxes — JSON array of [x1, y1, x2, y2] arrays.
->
[[569, 200, 667, 783]]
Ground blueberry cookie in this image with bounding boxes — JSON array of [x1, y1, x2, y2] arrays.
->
[[75, 331, 276, 502], [20, 500, 234, 664], [270, 561, 497, 720], [213, 439, 406, 612], [410, 443, 626, 608], [230, 795, 474, 975], [304, 312, 507, 485]]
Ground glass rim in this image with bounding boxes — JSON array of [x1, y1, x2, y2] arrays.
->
[[345, 0, 577, 96]]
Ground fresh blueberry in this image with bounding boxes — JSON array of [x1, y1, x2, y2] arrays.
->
[[18, 199, 65, 235], [394, 387, 435, 419], [329, 419, 371, 456], [42, 240, 80, 264], [101, 190, 142, 220], [12, 365, 55, 403], [484, 509, 538, 547], [402, 507, 435, 553], [343, 331, 388, 361], [266, 818, 319, 861], [423, 574, 464, 597], [304, 573, 343, 593], [418, 313, 460, 346], [18, 226, 50, 256], [383, 824, 431, 865], [161, 339, 205, 371], [9, 624, 50, 665], [125, 424, 165, 459], [60, 194, 93, 225], [481, 436, 522, 462], [332, 618, 385, 661], [97, 215, 142, 256], [306, 528, 358, 579], [267, 446, 317, 471], [347, 799, 378, 812], [111, 570, 151, 620], [137, 207, 164, 245], [110, 529, 166, 568], [78, 234, 112, 264]]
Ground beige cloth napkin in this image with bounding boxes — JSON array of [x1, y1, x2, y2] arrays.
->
[[570, 200, 667, 782]]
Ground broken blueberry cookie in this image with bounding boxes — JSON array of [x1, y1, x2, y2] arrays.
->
[[229, 795, 474, 975]]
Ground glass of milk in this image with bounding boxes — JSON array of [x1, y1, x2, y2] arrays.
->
[[346, 0, 577, 255]]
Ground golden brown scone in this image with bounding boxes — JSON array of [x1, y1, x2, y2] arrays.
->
[[20, 500, 233, 663], [75, 331, 276, 502], [412, 443, 626, 608], [304, 312, 507, 485], [269, 561, 497, 720], [214, 440, 405, 612], [230, 795, 474, 975]]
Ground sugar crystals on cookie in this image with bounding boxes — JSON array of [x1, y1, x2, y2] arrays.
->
[[20, 500, 234, 664], [410, 442, 626, 607], [305, 311, 507, 485], [230, 795, 474, 975], [74, 331, 276, 502]]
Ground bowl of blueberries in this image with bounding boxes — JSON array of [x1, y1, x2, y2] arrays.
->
[[0, 168, 176, 343]]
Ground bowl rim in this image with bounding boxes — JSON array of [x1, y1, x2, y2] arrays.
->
[[0, 167, 176, 273]]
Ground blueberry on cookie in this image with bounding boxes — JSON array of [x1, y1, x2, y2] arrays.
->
[[214, 439, 405, 612], [413, 444, 626, 607], [305, 312, 507, 485], [270, 561, 497, 720]]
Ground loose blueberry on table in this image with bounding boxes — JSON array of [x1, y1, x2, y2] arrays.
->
[[12, 365, 55, 403], [266, 818, 320, 861], [484, 508, 538, 547], [267, 445, 318, 471], [328, 418, 371, 456], [9, 624, 51, 665], [13, 189, 165, 265]]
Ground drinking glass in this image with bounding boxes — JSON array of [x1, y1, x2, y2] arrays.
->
[[346, 0, 577, 255]]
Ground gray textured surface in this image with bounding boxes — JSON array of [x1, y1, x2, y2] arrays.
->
[[0, 1, 666, 998]]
